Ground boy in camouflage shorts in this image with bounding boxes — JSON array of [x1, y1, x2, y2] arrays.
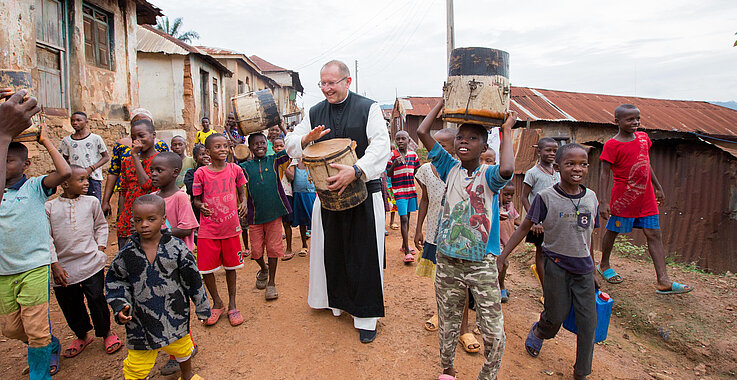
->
[[417, 99, 517, 380]]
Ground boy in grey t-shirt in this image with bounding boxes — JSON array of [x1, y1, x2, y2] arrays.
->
[[520, 137, 559, 294], [59, 112, 109, 201], [500, 143, 599, 380]]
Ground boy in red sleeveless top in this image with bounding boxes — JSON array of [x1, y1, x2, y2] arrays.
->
[[598, 104, 693, 295]]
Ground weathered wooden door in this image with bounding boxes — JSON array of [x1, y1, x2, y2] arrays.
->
[[35, 0, 67, 109]]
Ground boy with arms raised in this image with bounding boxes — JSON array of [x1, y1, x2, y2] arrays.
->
[[105, 195, 209, 380], [59, 112, 110, 200], [193, 134, 248, 326], [47, 165, 120, 358], [386, 130, 420, 263], [598, 104, 692, 294], [0, 127, 71, 379], [499, 143, 600, 380], [240, 126, 292, 300], [417, 99, 516, 380]]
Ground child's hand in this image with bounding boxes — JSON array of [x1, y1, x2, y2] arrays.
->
[[237, 201, 247, 218], [598, 201, 610, 220], [101, 201, 112, 216], [531, 223, 544, 235], [131, 139, 143, 155], [499, 211, 509, 221], [593, 275, 601, 290], [200, 202, 212, 217], [655, 189, 665, 205], [414, 231, 424, 252], [501, 110, 518, 131], [117, 305, 132, 324], [37, 124, 49, 146], [51, 263, 69, 287]]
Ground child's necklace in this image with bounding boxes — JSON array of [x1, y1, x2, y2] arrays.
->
[[537, 163, 554, 176]]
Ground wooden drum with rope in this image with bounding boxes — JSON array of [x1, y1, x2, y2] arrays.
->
[[442, 47, 510, 128], [231, 89, 281, 137], [302, 138, 367, 212]]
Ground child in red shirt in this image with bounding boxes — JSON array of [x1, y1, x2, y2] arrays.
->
[[598, 104, 693, 295], [386, 131, 420, 263], [117, 119, 159, 248], [193, 134, 248, 326]]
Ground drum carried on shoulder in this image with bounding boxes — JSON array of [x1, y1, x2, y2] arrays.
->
[[302, 138, 367, 212], [231, 89, 281, 136], [1, 70, 42, 142], [442, 47, 510, 129]]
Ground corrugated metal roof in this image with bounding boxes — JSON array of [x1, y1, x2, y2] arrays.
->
[[399, 97, 442, 117], [137, 26, 231, 75], [134, 0, 162, 25], [249, 55, 287, 72], [512, 87, 737, 138]]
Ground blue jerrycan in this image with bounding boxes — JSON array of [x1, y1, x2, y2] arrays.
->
[[562, 290, 613, 343]]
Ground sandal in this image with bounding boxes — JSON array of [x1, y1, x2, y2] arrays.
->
[[459, 333, 480, 353], [298, 248, 308, 257], [228, 309, 244, 326], [203, 307, 226, 326], [50, 337, 60, 376], [63, 335, 94, 358], [256, 269, 268, 289], [403, 253, 415, 263], [525, 322, 543, 357], [240, 249, 251, 260], [500, 289, 509, 303], [282, 250, 295, 261], [656, 282, 694, 295], [265, 285, 279, 300], [390, 223, 399, 230], [597, 265, 623, 284], [424, 314, 439, 332], [439, 375, 456, 380], [160, 358, 179, 376], [104, 332, 122, 354]]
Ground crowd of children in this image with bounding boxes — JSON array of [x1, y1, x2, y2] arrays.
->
[[0, 92, 695, 380]]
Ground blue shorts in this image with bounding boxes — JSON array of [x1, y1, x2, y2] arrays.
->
[[606, 214, 660, 233], [395, 197, 418, 216]]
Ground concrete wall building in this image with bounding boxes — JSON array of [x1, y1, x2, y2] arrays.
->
[[0, 0, 161, 176], [136, 25, 231, 142]]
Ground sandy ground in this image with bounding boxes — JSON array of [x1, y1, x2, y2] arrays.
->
[[0, 211, 732, 379]]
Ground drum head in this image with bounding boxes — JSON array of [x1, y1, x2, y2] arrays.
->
[[233, 144, 250, 161], [303, 138, 353, 159]]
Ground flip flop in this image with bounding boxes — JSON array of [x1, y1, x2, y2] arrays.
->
[[500, 289, 509, 303], [63, 335, 94, 358], [298, 248, 308, 257], [104, 332, 122, 354], [256, 269, 268, 289], [50, 337, 60, 376], [228, 309, 244, 326], [239, 249, 251, 259], [525, 322, 543, 357], [403, 253, 415, 263], [390, 223, 399, 230], [439, 375, 456, 380], [597, 265, 623, 284], [459, 333, 480, 353], [656, 282, 694, 295], [203, 307, 226, 326], [282, 250, 295, 261], [424, 314, 438, 332]]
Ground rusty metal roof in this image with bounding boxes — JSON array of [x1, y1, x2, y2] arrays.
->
[[137, 26, 231, 75], [396, 97, 442, 117], [511, 87, 737, 138], [134, 0, 162, 25], [249, 55, 287, 72]]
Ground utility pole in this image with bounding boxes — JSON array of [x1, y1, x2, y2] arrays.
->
[[446, 0, 455, 68], [355, 60, 359, 93]]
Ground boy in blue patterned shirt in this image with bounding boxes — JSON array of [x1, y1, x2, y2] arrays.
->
[[105, 194, 210, 380], [418, 99, 516, 380]]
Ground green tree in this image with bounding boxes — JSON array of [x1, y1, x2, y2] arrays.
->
[[155, 16, 200, 43]]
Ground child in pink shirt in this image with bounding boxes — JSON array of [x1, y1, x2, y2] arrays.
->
[[193, 134, 248, 327], [150, 152, 199, 251]]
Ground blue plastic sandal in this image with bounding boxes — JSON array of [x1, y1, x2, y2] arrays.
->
[[500, 289, 509, 303], [656, 282, 694, 295], [525, 322, 543, 357]]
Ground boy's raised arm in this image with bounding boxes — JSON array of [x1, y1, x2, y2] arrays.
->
[[498, 110, 518, 179], [417, 100, 443, 151], [39, 125, 72, 189]]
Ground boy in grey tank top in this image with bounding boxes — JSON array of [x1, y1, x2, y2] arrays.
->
[[499, 144, 600, 380]]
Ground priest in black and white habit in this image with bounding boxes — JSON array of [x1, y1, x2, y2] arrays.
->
[[285, 60, 391, 343]]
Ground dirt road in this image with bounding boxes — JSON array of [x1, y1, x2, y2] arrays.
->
[[0, 216, 731, 379]]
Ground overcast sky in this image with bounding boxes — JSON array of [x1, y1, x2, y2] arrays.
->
[[151, 0, 737, 109]]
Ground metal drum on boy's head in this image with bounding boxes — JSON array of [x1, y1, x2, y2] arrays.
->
[[442, 47, 510, 129], [302, 138, 368, 212], [231, 89, 281, 137], [0, 70, 42, 142]]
